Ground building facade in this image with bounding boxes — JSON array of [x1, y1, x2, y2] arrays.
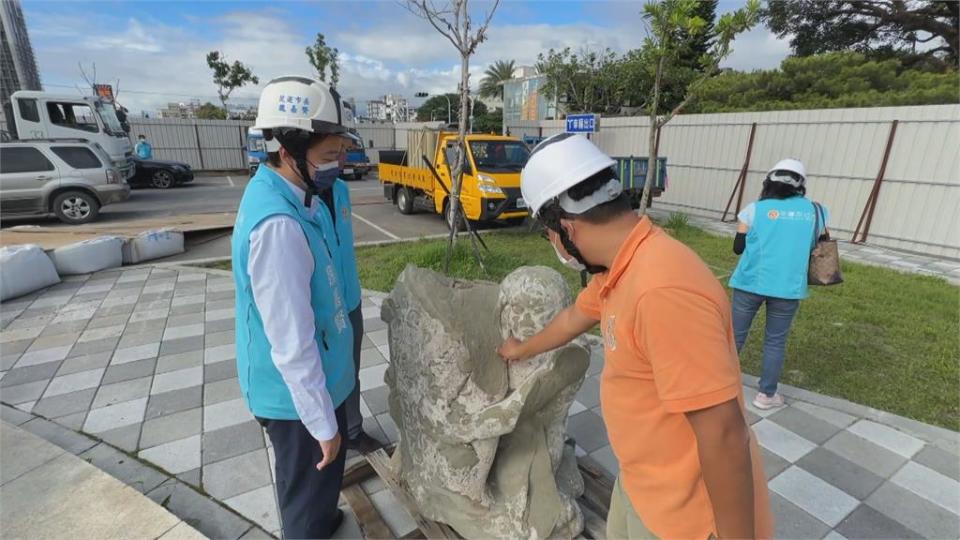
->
[[0, 0, 41, 109], [366, 94, 412, 123], [159, 101, 201, 119], [502, 74, 557, 128]]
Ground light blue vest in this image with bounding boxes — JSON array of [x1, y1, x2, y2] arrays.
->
[[232, 166, 355, 420], [319, 180, 362, 311], [729, 197, 827, 300]]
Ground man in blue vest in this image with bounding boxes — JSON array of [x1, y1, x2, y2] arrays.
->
[[232, 76, 356, 539], [135, 134, 152, 159]]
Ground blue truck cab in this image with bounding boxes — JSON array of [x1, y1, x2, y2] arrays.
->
[[246, 128, 268, 176], [343, 132, 370, 181]]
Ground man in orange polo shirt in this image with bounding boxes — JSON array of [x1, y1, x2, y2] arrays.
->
[[498, 133, 772, 539]]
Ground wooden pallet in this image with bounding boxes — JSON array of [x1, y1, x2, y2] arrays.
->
[[340, 448, 613, 540]]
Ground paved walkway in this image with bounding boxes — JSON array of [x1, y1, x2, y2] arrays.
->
[[1, 265, 958, 539], [647, 208, 960, 285], [0, 418, 204, 539]]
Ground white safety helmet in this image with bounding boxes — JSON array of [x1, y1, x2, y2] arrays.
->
[[253, 76, 349, 137], [520, 133, 618, 217], [767, 158, 807, 187]]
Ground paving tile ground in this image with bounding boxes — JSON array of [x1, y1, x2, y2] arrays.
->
[[1, 265, 957, 539]]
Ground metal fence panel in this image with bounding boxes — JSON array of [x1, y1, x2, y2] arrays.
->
[[507, 105, 960, 258], [128, 118, 253, 170]]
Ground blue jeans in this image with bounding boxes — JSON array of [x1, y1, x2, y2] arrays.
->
[[732, 289, 800, 397]]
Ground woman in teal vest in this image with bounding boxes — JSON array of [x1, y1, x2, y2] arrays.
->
[[232, 76, 355, 539], [729, 159, 828, 410]]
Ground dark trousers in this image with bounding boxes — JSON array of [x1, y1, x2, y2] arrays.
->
[[258, 404, 347, 540], [344, 306, 364, 439]]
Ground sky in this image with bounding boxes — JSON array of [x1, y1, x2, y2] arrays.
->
[[22, 0, 792, 116]]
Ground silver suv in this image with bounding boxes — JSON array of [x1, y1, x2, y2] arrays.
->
[[0, 139, 130, 224]]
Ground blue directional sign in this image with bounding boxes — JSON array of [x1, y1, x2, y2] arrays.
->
[[565, 114, 598, 133]]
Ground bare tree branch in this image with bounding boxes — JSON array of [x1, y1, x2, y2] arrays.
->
[[78, 61, 96, 90], [405, 0, 464, 52], [466, 0, 499, 52]]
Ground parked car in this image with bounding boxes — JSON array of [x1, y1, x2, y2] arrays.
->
[[0, 139, 129, 224], [128, 158, 194, 189]]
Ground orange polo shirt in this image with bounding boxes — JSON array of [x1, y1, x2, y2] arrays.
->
[[576, 217, 772, 539]]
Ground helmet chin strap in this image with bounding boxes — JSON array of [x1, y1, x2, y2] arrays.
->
[[557, 226, 606, 274], [294, 157, 315, 208]]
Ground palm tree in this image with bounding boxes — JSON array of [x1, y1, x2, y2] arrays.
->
[[479, 59, 516, 100]]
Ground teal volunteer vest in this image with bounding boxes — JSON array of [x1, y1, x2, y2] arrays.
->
[[729, 196, 827, 300], [320, 179, 362, 311], [232, 165, 355, 420]]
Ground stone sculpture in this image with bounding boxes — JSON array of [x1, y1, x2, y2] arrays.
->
[[381, 265, 590, 539]]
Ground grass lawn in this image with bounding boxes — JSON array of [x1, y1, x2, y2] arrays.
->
[[208, 220, 959, 430]]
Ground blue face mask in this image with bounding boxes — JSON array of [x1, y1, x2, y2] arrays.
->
[[308, 160, 340, 191]]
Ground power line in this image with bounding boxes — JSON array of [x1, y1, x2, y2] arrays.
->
[[43, 83, 259, 102]]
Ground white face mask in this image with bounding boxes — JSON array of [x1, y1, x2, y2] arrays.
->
[[551, 238, 585, 272]]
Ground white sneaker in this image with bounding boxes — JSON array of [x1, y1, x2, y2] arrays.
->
[[753, 393, 785, 410]]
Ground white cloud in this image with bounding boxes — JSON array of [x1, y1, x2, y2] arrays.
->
[[27, 4, 790, 119], [722, 26, 791, 71], [336, 21, 647, 69], [84, 19, 162, 53]]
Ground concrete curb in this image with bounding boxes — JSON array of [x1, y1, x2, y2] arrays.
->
[[157, 227, 528, 270], [0, 403, 270, 539]]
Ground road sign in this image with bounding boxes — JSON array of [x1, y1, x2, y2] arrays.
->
[[565, 114, 598, 133]]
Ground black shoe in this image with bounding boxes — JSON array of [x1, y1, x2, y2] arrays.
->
[[345, 431, 386, 454], [326, 509, 344, 537]]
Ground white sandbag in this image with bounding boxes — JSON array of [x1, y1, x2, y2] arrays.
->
[[0, 244, 61, 301], [50, 236, 124, 275], [122, 229, 185, 264]]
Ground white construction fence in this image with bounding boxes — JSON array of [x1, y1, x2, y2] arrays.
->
[[508, 105, 959, 259]]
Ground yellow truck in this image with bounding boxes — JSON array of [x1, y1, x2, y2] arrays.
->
[[378, 129, 530, 226]]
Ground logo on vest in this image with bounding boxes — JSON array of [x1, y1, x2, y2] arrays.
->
[[604, 316, 617, 351], [335, 310, 348, 333], [342, 207, 349, 219], [767, 210, 780, 220]]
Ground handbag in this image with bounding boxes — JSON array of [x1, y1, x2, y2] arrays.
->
[[808, 202, 843, 286]]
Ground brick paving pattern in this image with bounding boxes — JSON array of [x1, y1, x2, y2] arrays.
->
[[1, 266, 957, 539]]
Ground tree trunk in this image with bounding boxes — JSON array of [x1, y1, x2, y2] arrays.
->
[[638, 55, 664, 216], [443, 10, 477, 273]]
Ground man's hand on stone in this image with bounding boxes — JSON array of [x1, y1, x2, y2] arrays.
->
[[498, 336, 529, 362], [316, 432, 341, 470]]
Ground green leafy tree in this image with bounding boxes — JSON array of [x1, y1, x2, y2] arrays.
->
[[536, 47, 622, 114], [206, 51, 259, 114], [195, 102, 227, 120], [472, 107, 501, 134], [689, 51, 958, 113], [637, 0, 761, 214], [305, 33, 340, 87], [765, 0, 959, 69], [479, 59, 516, 100], [416, 93, 458, 122], [415, 94, 487, 123]]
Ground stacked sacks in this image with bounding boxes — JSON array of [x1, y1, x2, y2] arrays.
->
[[0, 244, 60, 301]]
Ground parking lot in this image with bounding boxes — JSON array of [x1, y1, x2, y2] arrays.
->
[[0, 170, 492, 261]]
